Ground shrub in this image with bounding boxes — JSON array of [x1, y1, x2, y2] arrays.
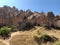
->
[[43, 24, 51, 30], [9, 25, 16, 29], [34, 34, 57, 43], [8, 25, 16, 32], [0, 26, 11, 39], [39, 34, 54, 43]]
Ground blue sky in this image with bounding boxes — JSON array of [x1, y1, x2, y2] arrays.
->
[[0, 0, 60, 15]]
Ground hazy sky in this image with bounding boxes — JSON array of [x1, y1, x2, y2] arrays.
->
[[0, 0, 60, 15]]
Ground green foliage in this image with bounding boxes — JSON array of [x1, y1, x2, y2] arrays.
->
[[0, 26, 11, 37], [9, 25, 16, 29], [8, 25, 16, 32]]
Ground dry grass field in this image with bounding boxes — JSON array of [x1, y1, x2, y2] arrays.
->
[[0, 40, 7, 45], [0, 26, 60, 45]]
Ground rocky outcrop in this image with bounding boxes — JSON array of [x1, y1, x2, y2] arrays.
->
[[25, 9, 33, 18], [36, 12, 48, 26], [46, 12, 55, 27], [0, 6, 60, 29]]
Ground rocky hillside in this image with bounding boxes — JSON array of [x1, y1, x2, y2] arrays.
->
[[0, 5, 60, 30], [0, 5, 60, 45]]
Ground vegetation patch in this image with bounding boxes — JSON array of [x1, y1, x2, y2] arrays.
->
[[8, 25, 16, 32], [0, 26, 11, 39], [34, 34, 58, 44]]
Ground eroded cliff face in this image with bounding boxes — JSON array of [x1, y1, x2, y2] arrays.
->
[[0, 6, 60, 29]]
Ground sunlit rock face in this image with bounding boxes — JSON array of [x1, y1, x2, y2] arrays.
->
[[0, 5, 60, 29], [36, 12, 48, 26], [0, 6, 19, 25], [25, 9, 33, 18]]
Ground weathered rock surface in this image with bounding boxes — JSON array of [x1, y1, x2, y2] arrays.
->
[[0, 6, 60, 29]]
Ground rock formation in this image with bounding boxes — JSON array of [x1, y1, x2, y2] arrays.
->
[[0, 5, 60, 29]]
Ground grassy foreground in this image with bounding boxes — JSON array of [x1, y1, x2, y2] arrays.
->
[[0, 26, 60, 45]]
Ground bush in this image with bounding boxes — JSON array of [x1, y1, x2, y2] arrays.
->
[[8, 25, 16, 32], [34, 34, 57, 43], [9, 25, 16, 29], [43, 24, 51, 30], [0, 26, 11, 39], [39, 34, 54, 43]]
